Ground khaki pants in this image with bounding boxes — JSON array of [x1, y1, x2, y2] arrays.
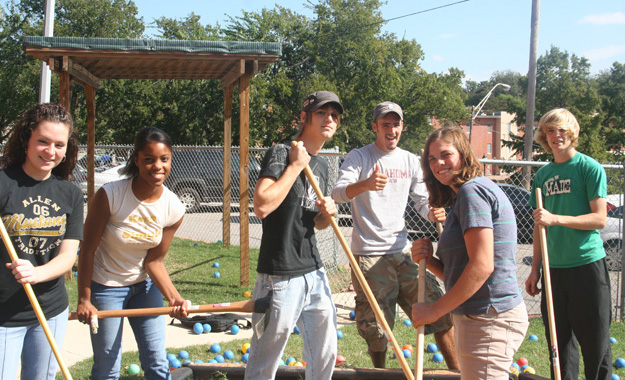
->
[[452, 302, 529, 380]]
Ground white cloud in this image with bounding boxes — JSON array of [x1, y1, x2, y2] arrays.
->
[[437, 33, 456, 40], [579, 12, 625, 25], [583, 45, 625, 61]]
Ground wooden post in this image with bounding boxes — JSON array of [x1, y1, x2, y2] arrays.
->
[[85, 84, 96, 204], [238, 71, 250, 287], [223, 84, 234, 248]]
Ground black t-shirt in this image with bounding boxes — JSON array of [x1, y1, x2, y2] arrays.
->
[[0, 166, 84, 327], [257, 144, 329, 276]]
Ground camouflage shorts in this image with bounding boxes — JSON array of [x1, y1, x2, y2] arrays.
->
[[351, 249, 453, 352]]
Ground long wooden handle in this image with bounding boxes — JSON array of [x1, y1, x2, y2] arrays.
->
[[0, 219, 73, 379], [292, 141, 415, 380], [69, 299, 256, 320], [415, 222, 442, 379], [535, 188, 561, 380]]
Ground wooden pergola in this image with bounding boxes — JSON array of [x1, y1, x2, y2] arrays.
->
[[23, 36, 281, 286]]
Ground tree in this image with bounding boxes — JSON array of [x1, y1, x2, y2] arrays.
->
[[597, 62, 625, 153]]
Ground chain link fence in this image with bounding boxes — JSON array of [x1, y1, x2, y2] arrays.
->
[[74, 146, 624, 320]]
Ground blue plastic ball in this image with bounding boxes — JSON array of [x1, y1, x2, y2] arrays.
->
[[279, 359, 286, 366], [178, 350, 189, 360], [613, 375, 621, 380], [215, 355, 225, 363], [337, 330, 343, 339], [193, 323, 203, 334], [213, 262, 220, 268], [349, 310, 356, 320], [74, 271, 78, 277], [402, 349, 412, 358], [426, 343, 439, 353], [210, 344, 221, 353], [194, 243, 199, 246], [224, 350, 235, 360], [128, 363, 140, 375], [167, 353, 177, 363], [403, 319, 412, 327], [293, 326, 300, 334], [214, 272, 221, 278], [194, 360, 204, 364], [242, 353, 250, 363], [521, 364, 529, 371], [208, 359, 218, 363], [611, 337, 618, 344], [615, 358, 625, 369], [528, 334, 539, 342], [203, 323, 212, 333], [286, 357, 296, 365], [231, 325, 240, 335], [432, 353, 444, 363], [511, 363, 520, 370], [171, 359, 181, 368], [183, 360, 191, 364]]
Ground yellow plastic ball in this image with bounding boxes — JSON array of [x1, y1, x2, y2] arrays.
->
[[294, 362, 303, 367], [241, 343, 251, 354], [288, 360, 298, 366], [523, 367, 536, 374], [243, 291, 252, 298]]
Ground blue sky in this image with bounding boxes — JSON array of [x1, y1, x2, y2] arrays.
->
[[130, 0, 625, 82]]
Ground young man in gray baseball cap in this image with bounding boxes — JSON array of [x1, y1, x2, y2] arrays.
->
[[332, 101, 459, 369], [246, 91, 343, 380]]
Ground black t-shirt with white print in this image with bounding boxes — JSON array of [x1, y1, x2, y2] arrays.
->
[[256, 143, 329, 276], [0, 166, 84, 327]]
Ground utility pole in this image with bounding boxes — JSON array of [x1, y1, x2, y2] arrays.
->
[[39, 0, 55, 104], [522, 0, 540, 189]]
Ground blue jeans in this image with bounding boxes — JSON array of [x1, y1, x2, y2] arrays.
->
[[0, 307, 68, 380], [244, 268, 337, 380], [90, 279, 170, 380]]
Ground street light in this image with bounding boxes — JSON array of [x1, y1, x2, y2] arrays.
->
[[468, 82, 511, 142]]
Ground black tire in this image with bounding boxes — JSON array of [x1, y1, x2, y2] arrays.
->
[[177, 187, 201, 213], [604, 239, 623, 271]]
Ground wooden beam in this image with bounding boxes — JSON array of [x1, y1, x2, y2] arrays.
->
[[85, 84, 96, 204], [58, 56, 71, 111], [239, 71, 251, 287], [222, 84, 234, 249], [49, 56, 102, 89], [220, 59, 245, 89]]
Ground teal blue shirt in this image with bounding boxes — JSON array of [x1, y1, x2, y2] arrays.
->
[[530, 152, 607, 268]]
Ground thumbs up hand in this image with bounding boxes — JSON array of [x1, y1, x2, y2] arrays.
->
[[366, 163, 388, 191]]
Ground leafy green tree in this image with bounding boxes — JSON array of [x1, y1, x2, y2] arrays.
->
[[597, 62, 625, 153]]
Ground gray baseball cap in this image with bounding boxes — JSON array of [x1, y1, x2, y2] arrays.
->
[[302, 91, 344, 114], [373, 101, 403, 121]]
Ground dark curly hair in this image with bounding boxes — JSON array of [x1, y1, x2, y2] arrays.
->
[[421, 127, 483, 207], [120, 127, 173, 178], [0, 103, 78, 180]]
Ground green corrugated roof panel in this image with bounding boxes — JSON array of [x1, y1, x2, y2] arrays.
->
[[24, 36, 281, 56]]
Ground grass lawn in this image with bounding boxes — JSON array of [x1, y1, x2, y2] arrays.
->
[[62, 238, 625, 379]]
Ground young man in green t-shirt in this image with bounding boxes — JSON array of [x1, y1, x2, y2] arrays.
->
[[526, 108, 612, 380]]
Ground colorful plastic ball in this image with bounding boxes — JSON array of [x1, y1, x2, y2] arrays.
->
[[402, 345, 414, 354], [611, 337, 618, 344], [510, 362, 520, 371], [615, 358, 625, 369], [241, 343, 251, 354], [212, 262, 220, 268], [402, 349, 412, 358], [293, 326, 300, 334], [194, 243, 199, 246], [178, 350, 189, 360], [337, 330, 343, 339], [613, 374, 621, 380], [171, 359, 181, 368], [336, 355, 346, 365], [210, 344, 221, 353], [279, 359, 286, 366], [167, 353, 177, 363], [73, 271, 78, 277], [183, 360, 191, 364], [349, 310, 356, 320], [203, 323, 212, 333], [242, 353, 250, 363], [193, 323, 203, 334], [244, 291, 252, 298], [523, 367, 536, 374], [230, 324, 240, 335], [128, 363, 140, 375], [510, 366, 520, 376], [521, 365, 529, 371], [403, 319, 413, 327], [286, 357, 297, 365], [215, 355, 225, 363], [517, 357, 529, 367], [432, 353, 444, 363], [224, 350, 235, 360], [213, 272, 221, 278], [194, 360, 204, 364], [528, 334, 539, 341], [426, 343, 439, 353], [208, 359, 218, 363]]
